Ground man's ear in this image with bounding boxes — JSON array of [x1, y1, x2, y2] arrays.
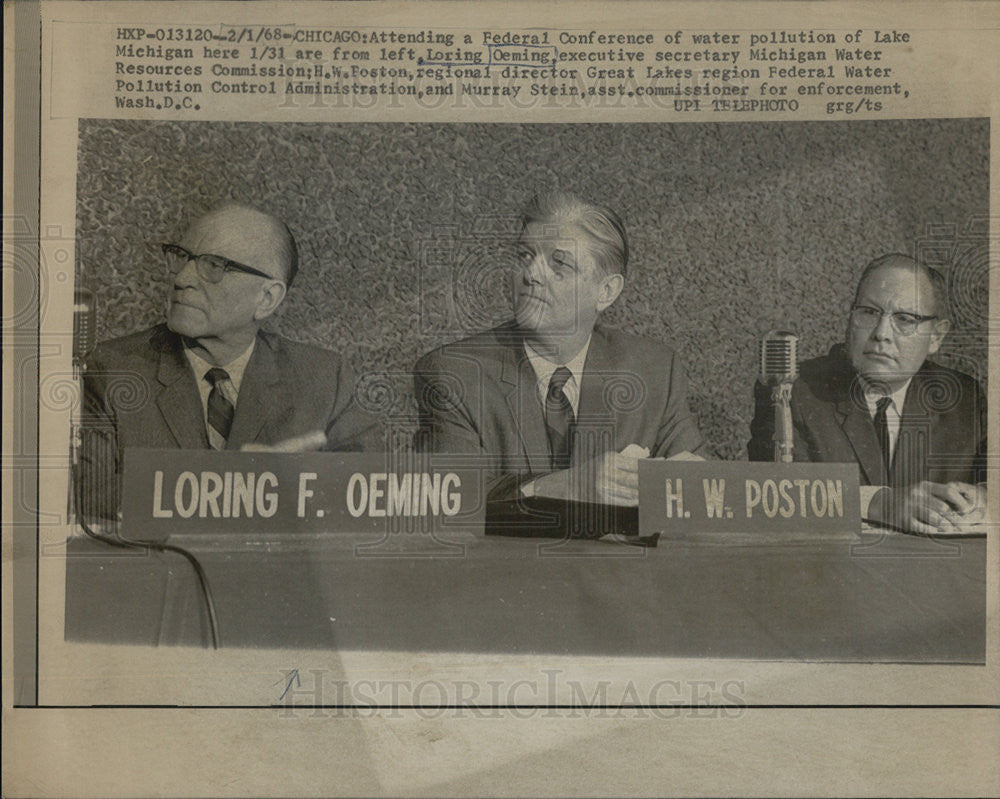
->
[[926, 317, 951, 356], [596, 273, 624, 312], [254, 281, 287, 321]]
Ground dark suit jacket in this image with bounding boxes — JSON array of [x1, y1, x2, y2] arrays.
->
[[413, 322, 707, 499], [748, 344, 987, 487], [79, 324, 374, 517]]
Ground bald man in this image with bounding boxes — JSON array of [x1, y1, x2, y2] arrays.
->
[[79, 204, 373, 518], [748, 254, 987, 535]]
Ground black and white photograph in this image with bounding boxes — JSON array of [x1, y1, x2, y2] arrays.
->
[[64, 118, 989, 661], [4, 1, 998, 796]]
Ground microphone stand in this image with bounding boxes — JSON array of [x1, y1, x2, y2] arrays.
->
[[69, 298, 219, 648], [771, 381, 794, 463]]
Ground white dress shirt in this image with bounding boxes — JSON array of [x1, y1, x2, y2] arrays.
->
[[522, 336, 592, 418], [861, 378, 910, 460], [519, 337, 592, 496], [183, 340, 256, 446]]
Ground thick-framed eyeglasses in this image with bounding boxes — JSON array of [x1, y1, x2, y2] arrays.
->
[[161, 243, 277, 284], [849, 304, 938, 337]]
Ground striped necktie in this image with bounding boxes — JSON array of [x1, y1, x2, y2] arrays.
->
[[545, 366, 575, 469], [205, 367, 235, 449]]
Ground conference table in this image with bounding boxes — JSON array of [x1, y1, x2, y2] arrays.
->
[[63, 508, 987, 662]]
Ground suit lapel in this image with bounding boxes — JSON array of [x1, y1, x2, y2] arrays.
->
[[497, 332, 549, 473], [154, 329, 209, 449], [575, 329, 615, 463], [834, 376, 886, 486], [576, 328, 611, 422], [226, 332, 289, 449]]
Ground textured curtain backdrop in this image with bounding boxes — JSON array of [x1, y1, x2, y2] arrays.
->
[[76, 119, 989, 459]]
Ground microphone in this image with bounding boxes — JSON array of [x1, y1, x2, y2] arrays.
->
[[71, 288, 97, 518], [69, 287, 220, 647], [759, 330, 798, 463], [73, 287, 96, 367]]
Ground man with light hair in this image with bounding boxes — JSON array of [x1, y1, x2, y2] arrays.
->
[[80, 203, 372, 517], [414, 191, 706, 504]]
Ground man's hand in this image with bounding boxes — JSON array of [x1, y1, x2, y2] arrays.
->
[[869, 480, 987, 535], [240, 430, 327, 453], [532, 446, 650, 506]]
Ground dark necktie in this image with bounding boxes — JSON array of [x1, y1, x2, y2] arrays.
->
[[205, 367, 235, 449], [545, 366, 575, 469], [873, 396, 893, 477]]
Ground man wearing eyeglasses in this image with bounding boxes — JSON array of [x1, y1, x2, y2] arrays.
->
[[79, 204, 372, 518], [748, 253, 987, 535]]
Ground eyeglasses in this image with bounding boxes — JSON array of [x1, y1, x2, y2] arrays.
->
[[849, 304, 938, 336], [161, 243, 278, 284]]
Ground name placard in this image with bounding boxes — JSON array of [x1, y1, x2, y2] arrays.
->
[[121, 449, 485, 542], [638, 461, 861, 537]]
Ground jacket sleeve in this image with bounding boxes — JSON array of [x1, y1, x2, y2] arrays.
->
[[413, 350, 529, 502], [974, 379, 988, 484], [412, 350, 483, 456], [652, 351, 709, 459], [323, 357, 383, 453]]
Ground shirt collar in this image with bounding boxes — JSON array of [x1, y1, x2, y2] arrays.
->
[[860, 375, 912, 417], [523, 336, 592, 393], [183, 338, 256, 393]]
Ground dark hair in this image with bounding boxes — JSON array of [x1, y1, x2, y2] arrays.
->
[[855, 253, 948, 318], [278, 220, 299, 288], [521, 192, 629, 276]]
